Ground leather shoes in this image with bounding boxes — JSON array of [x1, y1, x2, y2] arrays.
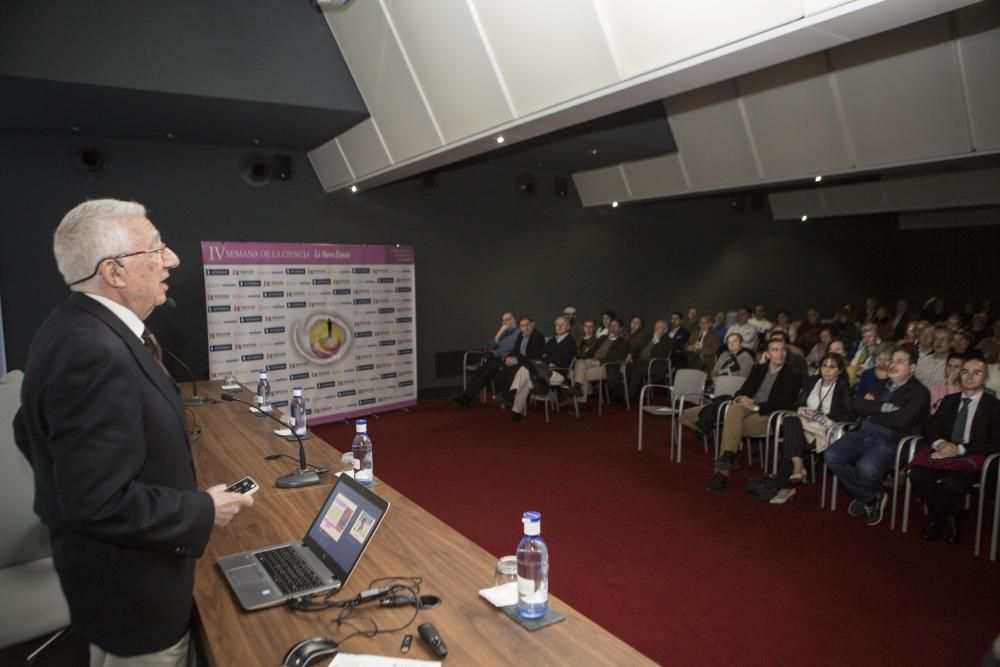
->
[[945, 515, 961, 545], [921, 521, 943, 541]]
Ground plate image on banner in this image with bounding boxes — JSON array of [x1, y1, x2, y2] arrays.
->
[[291, 313, 353, 364]]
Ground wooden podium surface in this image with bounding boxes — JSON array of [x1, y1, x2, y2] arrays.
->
[[189, 383, 654, 665]]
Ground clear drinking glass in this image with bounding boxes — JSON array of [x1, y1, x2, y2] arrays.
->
[[494, 555, 518, 588], [340, 452, 355, 478]]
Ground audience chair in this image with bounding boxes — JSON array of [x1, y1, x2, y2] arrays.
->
[[529, 360, 579, 423], [689, 375, 745, 453], [768, 410, 797, 476], [0, 374, 71, 659], [892, 436, 922, 532], [975, 453, 1000, 561], [462, 350, 489, 402], [635, 369, 706, 461], [712, 400, 783, 471], [818, 422, 860, 510], [597, 360, 630, 415]]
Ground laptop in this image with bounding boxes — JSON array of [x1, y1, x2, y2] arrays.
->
[[218, 473, 390, 611]]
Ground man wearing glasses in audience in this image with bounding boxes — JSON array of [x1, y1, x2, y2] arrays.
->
[[452, 311, 518, 409]]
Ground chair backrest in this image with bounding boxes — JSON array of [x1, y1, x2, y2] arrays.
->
[[712, 374, 746, 397], [672, 369, 707, 403], [0, 376, 52, 568]]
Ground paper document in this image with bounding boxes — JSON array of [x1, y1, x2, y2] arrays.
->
[[330, 654, 440, 667], [479, 582, 518, 608]]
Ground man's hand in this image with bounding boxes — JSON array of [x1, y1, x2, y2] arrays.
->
[[207, 484, 254, 527], [504, 356, 516, 367], [735, 396, 755, 409], [864, 392, 877, 401], [625, 354, 633, 365], [931, 442, 961, 459]]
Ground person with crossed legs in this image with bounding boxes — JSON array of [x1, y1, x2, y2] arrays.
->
[[908, 357, 1000, 544]]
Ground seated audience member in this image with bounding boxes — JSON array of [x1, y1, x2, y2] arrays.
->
[[572, 317, 629, 407], [686, 315, 720, 371], [707, 337, 802, 492], [710, 333, 756, 384], [498, 315, 545, 408], [824, 348, 930, 526], [727, 306, 759, 353], [749, 304, 773, 337], [575, 318, 602, 359], [595, 310, 615, 338], [952, 329, 979, 359], [771, 352, 855, 504], [921, 296, 947, 323], [909, 358, 1000, 544], [977, 319, 1000, 364], [855, 342, 894, 398], [945, 312, 963, 333], [847, 323, 880, 386], [768, 330, 806, 377], [793, 307, 822, 350], [452, 311, 518, 409], [827, 338, 848, 359], [969, 311, 990, 347], [685, 307, 700, 334], [665, 311, 691, 369], [897, 320, 920, 354], [915, 321, 935, 356], [891, 299, 911, 340], [832, 305, 860, 352], [805, 326, 834, 370], [873, 305, 894, 343], [624, 315, 646, 345], [508, 316, 576, 422], [771, 309, 792, 335], [712, 311, 729, 345], [916, 325, 952, 387], [563, 306, 583, 345], [929, 353, 965, 413], [626, 319, 673, 402], [861, 295, 878, 324]]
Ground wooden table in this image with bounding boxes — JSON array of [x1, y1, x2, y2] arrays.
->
[[189, 383, 655, 665]]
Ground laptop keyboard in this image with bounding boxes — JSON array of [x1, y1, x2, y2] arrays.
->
[[255, 547, 325, 594]]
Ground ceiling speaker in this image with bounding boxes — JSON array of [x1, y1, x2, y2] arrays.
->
[[240, 152, 270, 187], [515, 173, 535, 196], [75, 146, 107, 174], [554, 176, 569, 198]]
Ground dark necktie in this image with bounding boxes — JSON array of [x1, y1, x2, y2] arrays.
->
[[142, 327, 164, 364], [951, 397, 971, 444]]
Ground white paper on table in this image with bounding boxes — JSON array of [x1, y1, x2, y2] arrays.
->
[[221, 384, 242, 392], [478, 581, 518, 607], [273, 427, 292, 436], [329, 654, 440, 667]]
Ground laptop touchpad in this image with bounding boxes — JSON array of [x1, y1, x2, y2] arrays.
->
[[229, 564, 265, 586]]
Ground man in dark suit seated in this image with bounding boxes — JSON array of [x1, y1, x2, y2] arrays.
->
[[496, 314, 545, 409], [509, 315, 576, 422], [452, 311, 518, 409], [626, 318, 674, 404], [909, 357, 1000, 544], [708, 337, 802, 491], [14, 199, 253, 666], [824, 347, 930, 527]]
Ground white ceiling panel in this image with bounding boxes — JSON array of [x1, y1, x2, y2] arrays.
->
[[739, 53, 852, 179], [622, 153, 688, 200], [665, 81, 760, 188], [594, 0, 802, 80], [830, 15, 971, 166], [336, 118, 391, 179], [956, 1, 1000, 150], [384, 0, 513, 143], [470, 0, 619, 117], [325, 3, 440, 162], [308, 137, 354, 191], [572, 165, 629, 206], [803, 0, 853, 15]]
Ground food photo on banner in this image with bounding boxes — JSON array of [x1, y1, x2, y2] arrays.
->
[[201, 241, 416, 423]]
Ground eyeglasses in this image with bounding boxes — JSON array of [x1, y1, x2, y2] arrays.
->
[[69, 243, 169, 286]]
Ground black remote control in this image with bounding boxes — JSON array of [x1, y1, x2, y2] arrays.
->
[[418, 622, 448, 659]]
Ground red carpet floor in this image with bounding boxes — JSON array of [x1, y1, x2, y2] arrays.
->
[[314, 398, 1000, 666]]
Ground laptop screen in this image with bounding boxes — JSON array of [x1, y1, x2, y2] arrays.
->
[[303, 473, 390, 584]]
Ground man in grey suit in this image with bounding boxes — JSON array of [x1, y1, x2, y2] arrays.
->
[[15, 199, 253, 666]]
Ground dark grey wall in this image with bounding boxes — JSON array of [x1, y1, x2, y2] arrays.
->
[[0, 0, 362, 110], [0, 128, 953, 392]]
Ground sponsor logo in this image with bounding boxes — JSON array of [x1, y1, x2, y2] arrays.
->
[[286, 268, 306, 275], [290, 372, 310, 381], [240, 315, 263, 323], [338, 389, 357, 397], [312, 278, 331, 285], [397, 349, 413, 355], [398, 380, 414, 387], [355, 331, 373, 338], [356, 364, 375, 371], [352, 268, 371, 274], [380, 340, 396, 346], [238, 280, 261, 287], [241, 353, 264, 361], [263, 291, 285, 298], [395, 286, 412, 293], [381, 372, 397, 379], [210, 344, 233, 352], [273, 400, 289, 409], [287, 301, 307, 308], [266, 363, 287, 371], [378, 307, 395, 314], [317, 381, 337, 389], [264, 326, 286, 334], [208, 305, 231, 313], [353, 298, 371, 305], [396, 317, 413, 323], [206, 268, 230, 276], [377, 277, 395, 284], [359, 398, 377, 406], [333, 288, 352, 295]]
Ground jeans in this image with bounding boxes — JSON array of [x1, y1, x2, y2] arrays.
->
[[823, 430, 896, 504]]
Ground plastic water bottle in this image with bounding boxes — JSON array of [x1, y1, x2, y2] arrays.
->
[[255, 371, 272, 414], [516, 511, 548, 619], [288, 387, 307, 436], [351, 419, 374, 486]]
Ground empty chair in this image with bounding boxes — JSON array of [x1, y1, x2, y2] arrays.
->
[[636, 369, 707, 461]]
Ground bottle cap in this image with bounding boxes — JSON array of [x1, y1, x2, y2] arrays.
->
[[522, 511, 541, 535], [259, 371, 267, 379], [292, 387, 303, 396], [355, 418, 368, 433]]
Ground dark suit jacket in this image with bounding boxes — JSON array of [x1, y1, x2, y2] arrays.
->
[[14, 293, 214, 655], [923, 391, 1000, 456], [511, 330, 545, 364], [853, 376, 931, 442], [735, 363, 802, 415], [542, 334, 577, 369], [798, 375, 855, 422]]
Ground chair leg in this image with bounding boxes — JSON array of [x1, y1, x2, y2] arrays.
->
[[26, 626, 71, 664], [901, 477, 913, 533]]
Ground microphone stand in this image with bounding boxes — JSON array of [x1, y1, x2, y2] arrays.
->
[[221, 393, 321, 488], [162, 347, 205, 407]]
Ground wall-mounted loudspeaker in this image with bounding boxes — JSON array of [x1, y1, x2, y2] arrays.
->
[[515, 173, 535, 196], [272, 155, 292, 181], [240, 152, 270, 187], [554, 176, 569, 198], [75, 146, 107, 174]]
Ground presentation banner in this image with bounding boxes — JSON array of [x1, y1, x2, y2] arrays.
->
[[201, 241, 416, 424]]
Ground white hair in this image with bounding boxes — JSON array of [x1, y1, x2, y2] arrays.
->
[[53, 199, 146, 287]]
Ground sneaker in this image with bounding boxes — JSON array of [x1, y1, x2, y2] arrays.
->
[[510, 411, 523, 423], [572, 383, 584, 398], [715, 451, 740, 471], [847, 498, 867, 517], [706, 472, 728, 492], [864, 493, 888, 526]]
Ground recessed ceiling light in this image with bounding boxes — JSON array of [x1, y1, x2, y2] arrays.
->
[[70, 125, 80, 132], [252, 138, 260, 145], [590, 148, 600, 156], [814, 175, 823, 183], [611, 201, 619, 208], [166, 132, 175, 139], [801, 215, 808, 222], [350, 185, 358, 193], [496, 135, 505, 144]]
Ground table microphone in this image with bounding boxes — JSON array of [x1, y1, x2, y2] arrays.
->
[[221, 393, 321, 489], [160, 298, 205, 406]]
